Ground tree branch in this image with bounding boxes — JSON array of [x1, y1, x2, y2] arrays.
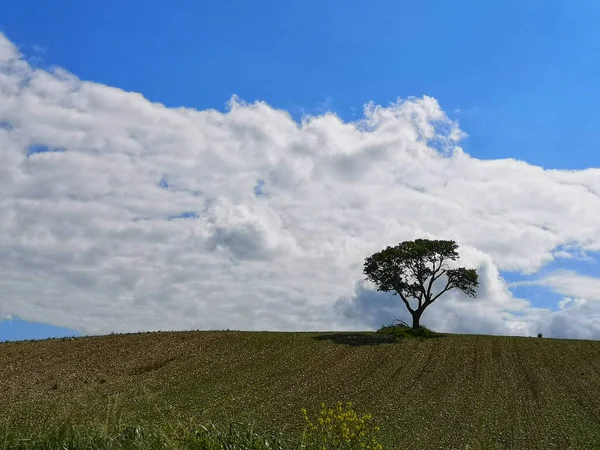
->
[[425, 256, 445, 301], [427, 280, 455, 305], [394, 286, 415, 313], [408, 259, 429, 301]]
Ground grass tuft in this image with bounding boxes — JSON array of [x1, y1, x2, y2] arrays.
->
[[375, 324, 446, 339], [1, 401, 383, 449]]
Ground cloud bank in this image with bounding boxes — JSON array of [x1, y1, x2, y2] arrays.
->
[[1, 33, 600, 339]]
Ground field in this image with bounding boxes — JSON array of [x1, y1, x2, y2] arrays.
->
[[1, 330, 600, 449]]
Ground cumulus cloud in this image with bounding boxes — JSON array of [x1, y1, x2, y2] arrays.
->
[[514, 270, 600, 301], [1, 33, 600, 338]]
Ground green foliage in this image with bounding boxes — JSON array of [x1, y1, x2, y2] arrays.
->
[[301, 402, 383, 450], [363, 239, 479, 328], [538, 333, 543, 338], [1, 402, 385, 450], [364, 239, 460, 293], [1, 420, 297, 449], [174, 421, 299, 450], [376, 325, 444, 339]]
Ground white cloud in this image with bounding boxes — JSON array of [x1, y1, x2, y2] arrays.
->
[[31, 44, 46, 54], [0, 35, 20, 63], [1, 32, 600, 338], [518, 270, 600, 301]]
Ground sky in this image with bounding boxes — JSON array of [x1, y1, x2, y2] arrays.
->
[[1, 0, 600, 341]]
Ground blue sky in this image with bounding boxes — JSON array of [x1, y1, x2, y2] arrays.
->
[[4, 0, 600, 169], [1, 0, 600, 341]]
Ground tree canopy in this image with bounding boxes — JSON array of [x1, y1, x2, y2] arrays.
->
[[363, 239, 479, 329]]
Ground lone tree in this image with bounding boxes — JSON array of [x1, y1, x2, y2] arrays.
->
[[363, 239, 479, 329]]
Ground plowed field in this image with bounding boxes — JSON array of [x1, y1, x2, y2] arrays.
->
[[1, 331, 600, 449]]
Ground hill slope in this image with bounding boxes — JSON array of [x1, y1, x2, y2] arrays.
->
[[1, 330, 600, 449]]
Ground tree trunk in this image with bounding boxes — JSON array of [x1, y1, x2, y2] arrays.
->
[[411, 310, 423, 329]]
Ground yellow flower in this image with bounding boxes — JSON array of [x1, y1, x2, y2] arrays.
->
[[301, 401, 384, 450]]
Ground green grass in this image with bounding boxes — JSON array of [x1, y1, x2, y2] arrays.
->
[[375, 324, 447, 339], [1, 415, 307, 449], [1, 329, 600, 449]]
